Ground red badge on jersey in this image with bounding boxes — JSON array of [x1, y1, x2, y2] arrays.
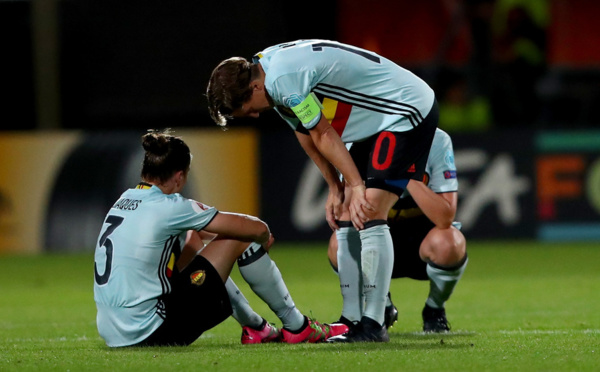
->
[[191, 200, 210, 214]]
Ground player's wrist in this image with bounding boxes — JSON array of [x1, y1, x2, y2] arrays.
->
[[350, 183, 365, 190]]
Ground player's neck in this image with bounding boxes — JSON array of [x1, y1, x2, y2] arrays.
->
[[140, 179, 177, 195]]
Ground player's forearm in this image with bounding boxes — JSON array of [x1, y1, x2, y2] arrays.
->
[[204, 212, 271, 245], [407, 181, 456, 228], [295, 131, 343, 191], [309, 124, 362, 188]]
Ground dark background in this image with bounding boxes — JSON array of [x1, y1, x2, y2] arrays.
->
[[2, 0, 599, 132]]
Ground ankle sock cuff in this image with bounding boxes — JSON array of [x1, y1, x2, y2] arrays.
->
[[427, 253, 468, 271]]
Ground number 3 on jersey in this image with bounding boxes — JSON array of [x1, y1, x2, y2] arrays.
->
[[94, 215, 124, 285]]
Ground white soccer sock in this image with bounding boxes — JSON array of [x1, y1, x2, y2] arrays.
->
[[336, 224, 363, 323], [225, 277, 263, 328], [359, 222, 394, 326], [238, 243, 305, 331], [425, 256, 468, 309]]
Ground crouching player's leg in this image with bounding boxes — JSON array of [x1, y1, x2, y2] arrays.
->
[[419, 223, 467, 333]]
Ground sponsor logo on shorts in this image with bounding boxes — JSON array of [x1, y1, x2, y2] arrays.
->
[[408, 164, 416, 173], [190, 270, 206, 286]]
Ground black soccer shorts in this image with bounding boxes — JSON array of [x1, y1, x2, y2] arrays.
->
[[349, 100, 438, 195], [388, 214, 434, 280], [138, 255, 232, 346]]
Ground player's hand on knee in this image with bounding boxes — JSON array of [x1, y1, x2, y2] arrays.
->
[[349, 184, 373, 230], [326, 189, 344, 230]]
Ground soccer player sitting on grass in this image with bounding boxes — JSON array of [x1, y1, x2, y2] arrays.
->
[[93, 129, 345, 347], [328, 128, 468, 333]]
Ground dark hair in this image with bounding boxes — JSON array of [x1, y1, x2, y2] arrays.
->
[[141, 129, 191, 183], [206, 57, 254, 127]]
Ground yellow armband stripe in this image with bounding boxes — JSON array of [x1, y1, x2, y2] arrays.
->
[[291, 93, 324, 124]]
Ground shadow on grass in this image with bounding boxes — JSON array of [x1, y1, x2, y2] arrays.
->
[[103, 331, 479, 354]]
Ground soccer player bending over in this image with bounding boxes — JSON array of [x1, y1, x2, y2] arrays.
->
[[208, 40, 439, 342], [93, 130, 345, 347]]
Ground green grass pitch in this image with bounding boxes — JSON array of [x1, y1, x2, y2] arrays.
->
[[1, 241, 599, 371]]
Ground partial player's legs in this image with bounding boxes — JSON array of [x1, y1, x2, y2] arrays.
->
[[384, 292, 399, 329], [138, 253, 233, 346], [237, 242, 348, 343], [137, 231, 255, 346], [188, 232, 345, 343], [333, 222, 363, 325], [330, 103, 437, 343], [329, 188, 397, 343], [226, 278, 280, 344], [419, 225, 467, 332], [328, 231, 398, 330], [189, 234, 282, 344], [237, 243, 304, 331]]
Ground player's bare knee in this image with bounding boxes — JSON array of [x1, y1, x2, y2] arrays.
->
[[328, 233, 338, 268], [421, 227, 466, 266], [364, 189, 399, 221]]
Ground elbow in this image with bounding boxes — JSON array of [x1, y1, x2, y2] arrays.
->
[[437, 219, 453, 230]]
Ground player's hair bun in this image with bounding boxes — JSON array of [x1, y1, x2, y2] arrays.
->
[[142, 129, 171, 156], [140, 129, 191, 184]]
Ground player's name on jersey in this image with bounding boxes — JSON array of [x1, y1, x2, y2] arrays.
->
[[112, 198, 142, 211]]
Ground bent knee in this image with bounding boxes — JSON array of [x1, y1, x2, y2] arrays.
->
[[419, 226, 466, 265], [328, 233, 338, 268]]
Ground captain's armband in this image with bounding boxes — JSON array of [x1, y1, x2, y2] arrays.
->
[[291, 93, 324, 124]]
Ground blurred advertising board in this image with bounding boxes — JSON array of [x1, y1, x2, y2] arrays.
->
[[535, 131, 600, 241], [451, 131, 536, 239], [0, 129, 258, 253], [2, 128, 599, 254], [0, 132, 81, 253], [260, 129, 600, 242]]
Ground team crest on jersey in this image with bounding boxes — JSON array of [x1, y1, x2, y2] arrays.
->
[[283, 94, 303, 108], [191, 200, 209, 213], [190, 270, 206, 286]]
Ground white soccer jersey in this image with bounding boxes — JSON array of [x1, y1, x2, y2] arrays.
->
[[416, 128, 458, 195], [93, 185, 218, 347], [253, 40, 435, 142]]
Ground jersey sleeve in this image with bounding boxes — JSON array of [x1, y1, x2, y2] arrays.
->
[[269, 72, 322, 130], [273, 106, 302, 131], [426, 130, 458, 194], [167, 196, 218, 232]]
